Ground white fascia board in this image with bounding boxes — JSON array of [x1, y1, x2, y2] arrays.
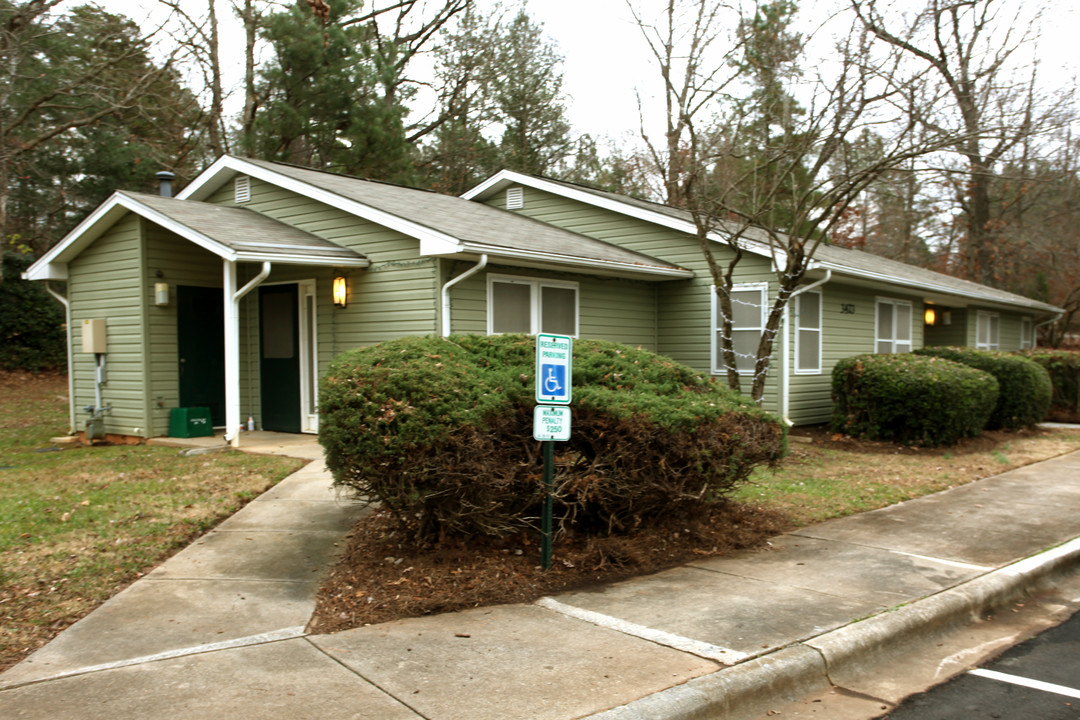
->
[[22, 262, 68, 281], [233, 252, 370, 267], [815, 260, 1059, 313], [464, 170, 774, 261], [23, 194, 131, 281], [182, 156, 463, 255], [453, 242, 694, 279], [175, 154, 234, 200]]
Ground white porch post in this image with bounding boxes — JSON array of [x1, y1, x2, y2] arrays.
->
[[223, 260, 241, 446], [224, 260, 272, 447]]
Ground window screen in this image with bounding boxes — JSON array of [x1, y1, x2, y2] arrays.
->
[[491, 282, 531, 334], [876, 299, 912, 354], [540, 286, 576, 335], [716, 285, 765, 375], [796, 291, 821, 373]]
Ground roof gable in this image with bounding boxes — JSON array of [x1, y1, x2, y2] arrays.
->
[[24, 191, 369, 281], [178, 156, 693, 280]]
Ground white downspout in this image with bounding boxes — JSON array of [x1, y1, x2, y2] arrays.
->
[[782, 270, 831, 426], [44, 282, 76, 435], [224, 260, 271, 447], [1034, 311, 1065, 348], [440, 255, 488, 337]]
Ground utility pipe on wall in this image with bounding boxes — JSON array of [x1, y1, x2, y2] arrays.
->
[[781, 270, 831, 426], [440, 254, 488, 337], [44, 282, 75, 435], [224, 260, 271, 447]]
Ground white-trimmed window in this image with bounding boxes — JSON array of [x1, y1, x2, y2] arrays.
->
[[713, 283, 767, 375], [487, 275, 578, 336], [876, 298, 912, 353], [1020, 317, 1034, 349], [795, 290, 822, 374], [976, 311, 1000, 350]]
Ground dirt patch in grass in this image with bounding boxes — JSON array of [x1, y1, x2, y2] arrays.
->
[[0, 371, 305, 672], [310, 423, 1080, 636]]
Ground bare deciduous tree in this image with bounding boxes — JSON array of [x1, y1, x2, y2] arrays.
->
[[852, 0, 1068, 288]]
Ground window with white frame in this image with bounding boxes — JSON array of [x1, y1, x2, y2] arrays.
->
[[976, 311, 1000, 350], [488, 275, 578, 336], [795, 290, 822, 374], [1020, 317, 1034, 349], [713, 283, 767, 375], [875, 299, 912, 353]]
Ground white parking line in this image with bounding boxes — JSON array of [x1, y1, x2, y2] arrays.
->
[[968, 668, 1080, 700], [536, 597, 748, 664]]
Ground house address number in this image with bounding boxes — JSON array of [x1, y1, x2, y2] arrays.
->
[[840, 303, 856, 314]]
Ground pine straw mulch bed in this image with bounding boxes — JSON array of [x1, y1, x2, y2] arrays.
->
[[308, 500, 792, 635]]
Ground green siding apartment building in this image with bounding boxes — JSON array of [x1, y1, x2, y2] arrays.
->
[[25, 156, 1062, 443]]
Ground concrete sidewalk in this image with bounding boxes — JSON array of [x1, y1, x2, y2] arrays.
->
[[2, 438, 1080, 719]]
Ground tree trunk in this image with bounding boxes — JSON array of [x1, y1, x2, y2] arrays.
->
[[206, 0, 225, 156], [240, 0, 258, 157]]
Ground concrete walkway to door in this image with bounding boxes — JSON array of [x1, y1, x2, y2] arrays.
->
[[0, 431, 367, 699]]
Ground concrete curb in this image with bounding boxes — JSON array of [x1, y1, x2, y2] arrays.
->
[[587, 535, 1080, 720]]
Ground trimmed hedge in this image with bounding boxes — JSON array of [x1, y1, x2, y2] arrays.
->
[[831, 353, 999, 446], [1015, 349, 1080, 421], [0, 252, 66, 372], [318, 334, 785, 541], [914, 347, 1051, 430]]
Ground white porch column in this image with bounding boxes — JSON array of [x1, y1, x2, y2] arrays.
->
[[223, 260, 241, 446], [224, 260, 272, 447]]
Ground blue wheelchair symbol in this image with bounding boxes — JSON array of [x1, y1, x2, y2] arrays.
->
[[540, 364, 567, 399]]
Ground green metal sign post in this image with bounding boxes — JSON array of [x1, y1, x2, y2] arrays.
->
[[534, 334, 572, 570], [541, 440, 554, 569]]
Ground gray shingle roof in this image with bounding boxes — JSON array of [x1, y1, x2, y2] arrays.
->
[[239, 158, 688, 275], [532, 176, 1062, 314], [122, 191, 368, 266]]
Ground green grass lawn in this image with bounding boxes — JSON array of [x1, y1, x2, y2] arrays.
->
[[0, 372, 304, 671], [736, 426, 1080, 526]]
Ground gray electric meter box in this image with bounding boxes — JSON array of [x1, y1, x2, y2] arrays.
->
[[81, 319, 106, 354]]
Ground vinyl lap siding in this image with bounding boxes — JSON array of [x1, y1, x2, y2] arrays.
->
[[68, 214, 148, 437], [144, 224, 224, 436], [446, 263, 657, 348], [208, 176, 440, 352]]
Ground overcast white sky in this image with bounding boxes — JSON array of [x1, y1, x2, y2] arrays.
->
[[99, 0, 1079, 147]]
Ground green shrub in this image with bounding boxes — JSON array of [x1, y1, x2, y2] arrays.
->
[[1015, 349, 1080, 421], [831, 354, 999, 446], [0, 252, 66, 372], [914, 347, 1051, 430], [319, 334, 785, 541]]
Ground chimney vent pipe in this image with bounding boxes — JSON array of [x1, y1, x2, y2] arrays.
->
[[156, 171, 176, 198]]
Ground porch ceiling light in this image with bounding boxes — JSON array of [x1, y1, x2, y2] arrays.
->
[[333, 275, 347, 308], [924, 307, 936, 326]]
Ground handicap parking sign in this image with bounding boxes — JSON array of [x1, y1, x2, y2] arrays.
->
[[540, 364, 566, 397], [535, 334, 572, 405]]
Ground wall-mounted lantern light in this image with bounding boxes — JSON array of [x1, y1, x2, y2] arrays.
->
[[333, 276, 347, 308], [155, 282, 170, 307], [924, 307, 936, 326]]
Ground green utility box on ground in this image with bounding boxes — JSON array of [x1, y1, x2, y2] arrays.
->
[[169, 407, 213, 438]]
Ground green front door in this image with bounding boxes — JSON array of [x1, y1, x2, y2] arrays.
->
[[259, 284, 301, 433], [177, 285, 225, 426]]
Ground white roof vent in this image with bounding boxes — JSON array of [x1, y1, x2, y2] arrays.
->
[[235, 175, 251, 204], [506, 186, 524, 210]]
